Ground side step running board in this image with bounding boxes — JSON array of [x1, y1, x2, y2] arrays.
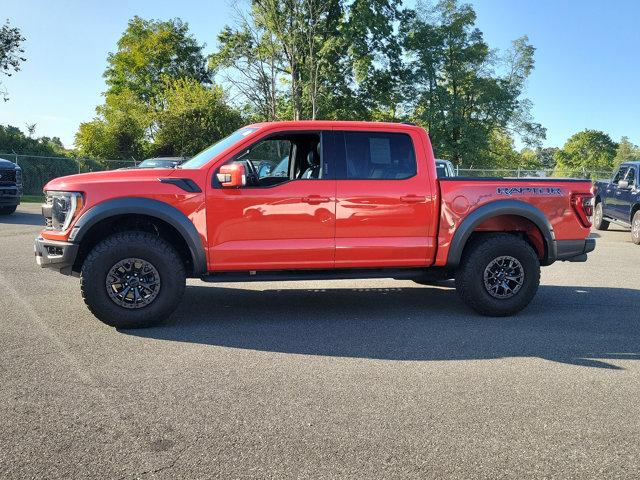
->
[[201, 267, 451, 283]]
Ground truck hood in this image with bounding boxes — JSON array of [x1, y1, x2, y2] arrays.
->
[[0, 158, 18, 169], [43, 168, 181, 192]]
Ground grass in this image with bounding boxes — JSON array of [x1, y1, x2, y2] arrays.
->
[[21, 195, 45, 203]]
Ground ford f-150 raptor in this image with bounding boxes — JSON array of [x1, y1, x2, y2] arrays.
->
[[34, 121, 596, 328]]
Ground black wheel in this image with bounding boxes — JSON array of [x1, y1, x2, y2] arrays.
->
[[632, 210, 640, 245], [0, 205, 17, 215], [455, 234, 540, 316], [81, 231, 186, 328], [593, 202, 609, 231]]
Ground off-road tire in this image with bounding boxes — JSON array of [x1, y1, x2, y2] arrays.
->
[[0, 205, 17, 215], [81, 231, 186, 328], [593, 202, 609, 231], [632, 210, 640, 245], [455, 233, 540, 316]]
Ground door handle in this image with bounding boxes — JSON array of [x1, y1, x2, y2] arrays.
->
[[400, 195, 426, 203], [302, 195, 330, 204]]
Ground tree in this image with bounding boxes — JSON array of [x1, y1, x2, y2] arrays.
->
[[211, 0, 403, 122], [153, 78, 244, 157], [75, 90, 149, 161], [614, 136, 640, 166], [76, 16, 243, 159], [535, 147, 557, 170], [554, 130, 618, 174], [0, 20, 26, 101], [401, 0, 545, 166], [0, 124, 66, 156], [104, 16, 210, 107], [210, 14, 283, 121]]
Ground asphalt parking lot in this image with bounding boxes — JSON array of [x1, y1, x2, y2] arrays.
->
[[1, 203, 639, 479]]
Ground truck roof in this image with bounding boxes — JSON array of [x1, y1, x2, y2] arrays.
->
[[620, 160, 640, 166], [246, 120, 425, 132]]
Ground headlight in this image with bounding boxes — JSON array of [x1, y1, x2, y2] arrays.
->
[[15, 167, 22, 186], [45, 191, 83, 231]]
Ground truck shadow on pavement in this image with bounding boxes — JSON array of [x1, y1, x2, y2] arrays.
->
[[0, 210, 44, 226], [125, 283, 640, 370]]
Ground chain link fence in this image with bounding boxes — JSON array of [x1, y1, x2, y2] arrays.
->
[[1, 153, 137, 196], [2, 152, 616, 197], [456, 168, 613, 181]]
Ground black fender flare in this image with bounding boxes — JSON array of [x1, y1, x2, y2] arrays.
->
[[69, 197, 207, 276], [445, 200, 556, 268]]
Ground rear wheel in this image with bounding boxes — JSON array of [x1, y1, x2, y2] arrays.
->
[[81, 231, 186, 328], [632, 210, 640, 245], [593, 202, 609, 230], [455, 234, 540, 316], [0, 205, 17, 215]]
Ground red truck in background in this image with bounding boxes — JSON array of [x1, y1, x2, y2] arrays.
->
[[34, 121, 595, 328]]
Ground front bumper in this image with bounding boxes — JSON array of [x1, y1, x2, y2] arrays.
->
[[0, 186, 21, 206], [34, 236, 79, 275], [555, 238, 596, 262]]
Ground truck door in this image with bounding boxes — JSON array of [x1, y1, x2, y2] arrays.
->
[[333, 129, 437, 268], [206, 130, 337, 271], [606, 166, 628, 220], [617, 166, 637, 223]]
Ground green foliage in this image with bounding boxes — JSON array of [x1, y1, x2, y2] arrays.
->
[[534, 147, 558, 169], [153, 78, 244, 157], [402, 1, 545, 167], [76, 90, 149, 160], [554, 130, 618, 173], [104, 16, 210, 105], [212, 0, 403, 121], [0, 20, 26, 101], [614, 136, 640, 166], [0, 124, 77, 194], [0, 124, 67, 156], [76, 17, 242, 160]]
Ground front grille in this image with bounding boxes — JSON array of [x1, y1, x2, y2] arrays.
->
[[0, 168, 17, 184], [43, 194, 53, 229]]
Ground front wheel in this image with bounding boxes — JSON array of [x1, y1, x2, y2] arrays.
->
[[632, 210, 640, 245], [455, 234, 540, 316], [80, 231, 186, 328], [593, 202, 609, 231]]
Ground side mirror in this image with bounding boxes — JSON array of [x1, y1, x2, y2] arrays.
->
[[618, 180, 630, 189], [217, 163, 246, 188]]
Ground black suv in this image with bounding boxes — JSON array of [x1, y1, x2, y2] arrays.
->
[[0, 157, 23, 215]]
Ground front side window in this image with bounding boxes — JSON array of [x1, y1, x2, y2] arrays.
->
[[342, 131, 416, 180], [625, 168, 636, 187], [613, 167, 628, 183], [216, 132, 324, 188]]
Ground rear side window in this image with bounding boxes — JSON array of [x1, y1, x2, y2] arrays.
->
[[340, 131, 416, 180]]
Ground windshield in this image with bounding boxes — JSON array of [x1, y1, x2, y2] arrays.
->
[[180, 127, 258, 169], [138, 159, 179, 168]]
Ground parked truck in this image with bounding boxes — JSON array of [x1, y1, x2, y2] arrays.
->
[[34, 121, 595, 328], [593, 161, 640, 244], [0, 157, 23, 215]]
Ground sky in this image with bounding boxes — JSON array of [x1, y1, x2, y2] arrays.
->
[[0, 0, 639, 150]]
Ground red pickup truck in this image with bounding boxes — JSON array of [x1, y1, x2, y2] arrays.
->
[[35, 121, 595, 328]]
